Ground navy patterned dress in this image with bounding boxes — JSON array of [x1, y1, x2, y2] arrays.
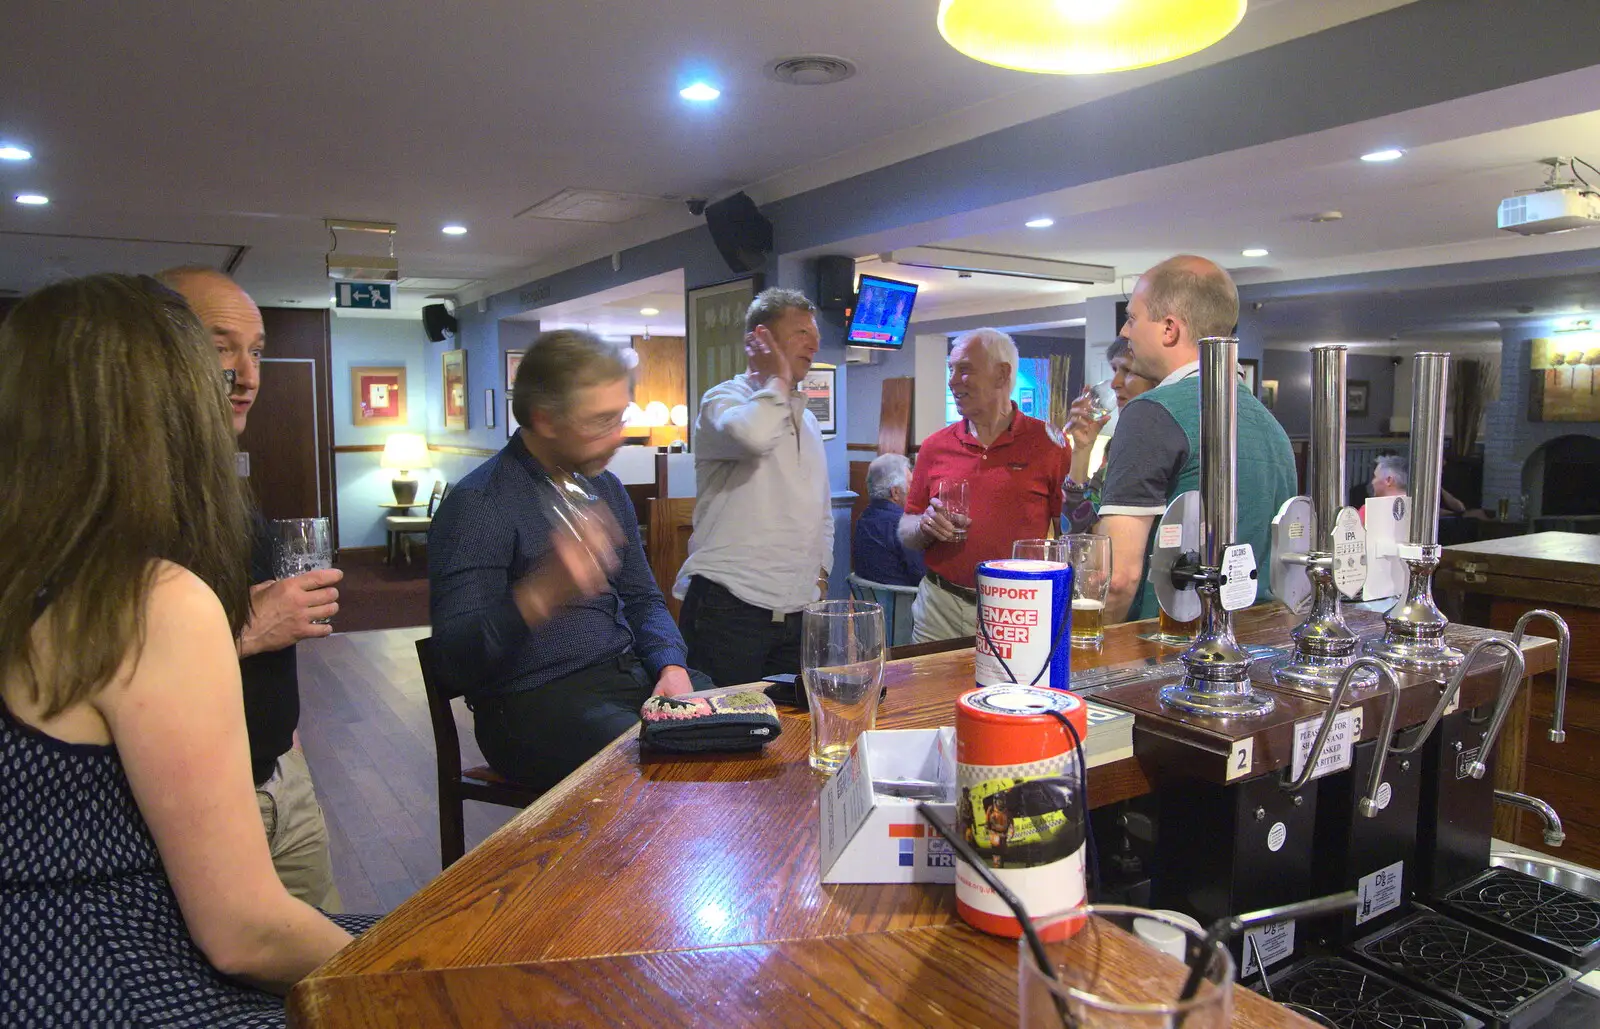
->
[[0, 702, 377, 1027]]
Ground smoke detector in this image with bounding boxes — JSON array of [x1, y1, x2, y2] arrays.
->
[[766, 55, 857, 86]]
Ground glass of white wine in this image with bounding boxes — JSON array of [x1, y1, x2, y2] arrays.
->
[[802, 600, 886, 773]]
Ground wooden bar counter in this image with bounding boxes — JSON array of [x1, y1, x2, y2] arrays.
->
[[1440, 531, 1600, 866], [293, 605, 1555, 1028]]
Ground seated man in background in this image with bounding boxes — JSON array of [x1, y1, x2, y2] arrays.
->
[[852, 453, 926, 588], [1368, 453, 1483, 520], [1061, 337, 1159, 535], [899, 328, 1071, 642], [1097, 255, 1298, 624], [429, 329, 702, 793]]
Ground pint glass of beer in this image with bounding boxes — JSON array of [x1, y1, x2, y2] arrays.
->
[[1155, 609, 1201, 646], [1065, 534, 1111, 649]]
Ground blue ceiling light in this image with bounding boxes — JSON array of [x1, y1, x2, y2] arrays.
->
[[0, 144, 31, 161], [14, 193, 49, 205], [1360, 148, 1404, 163], [1025, 217, 1055, 229]]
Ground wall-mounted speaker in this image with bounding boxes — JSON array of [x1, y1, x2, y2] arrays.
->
[[814, 255, 856, 311], [704, 191, 773, 274], [422, 303, 458, 342]]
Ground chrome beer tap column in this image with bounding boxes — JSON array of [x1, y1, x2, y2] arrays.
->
[[1159, 337, 1275, 718], [1368, 353, 1465, 673], [1274, 345, 1377, 692]]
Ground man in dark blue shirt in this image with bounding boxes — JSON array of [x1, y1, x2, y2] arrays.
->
[[851, 453, 926, 588], [429, 329, 704, 792]]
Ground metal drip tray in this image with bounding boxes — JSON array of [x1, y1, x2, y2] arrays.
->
[[1350, 911, 1574, 1028], [1437, 868, 1600, 971], [1260, 956, 1483, 1028]]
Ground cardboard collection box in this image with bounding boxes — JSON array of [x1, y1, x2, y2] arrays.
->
[[819, 728, 958, 884]]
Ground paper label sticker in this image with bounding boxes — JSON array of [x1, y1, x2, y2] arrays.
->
[[1241, 920, 1296, 977], [1290, 708, 1364, 782], [1227, 738, 1254, 782], [1266, 821, 1287, 853], [1375, 781, 1393, 811], [1288, 520, 1306, 540], [1158, 523, 1184, 549], [1356, 860, 1404, 925], [1218, 543, 1259, 612], [1332, 508, 1369, 598]]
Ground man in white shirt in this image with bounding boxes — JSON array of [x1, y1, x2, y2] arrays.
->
[[675, 287, 833, 686]]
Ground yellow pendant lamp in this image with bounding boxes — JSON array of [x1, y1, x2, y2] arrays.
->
[[938, 0, 1248, 76]]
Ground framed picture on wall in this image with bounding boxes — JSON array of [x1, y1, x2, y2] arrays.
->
[[484, 388, 495, 429], [799, 362, 837, 436], [442, 349, 468, 430], [1238, 358, 1260, 395], [350, 366, 407, 427], [505, 349, 523, 390], [1261, 379, 1279, 411], [1347, 379, 1370, 417], [506, 396, 518, 439], [686, 274, 762, 449]]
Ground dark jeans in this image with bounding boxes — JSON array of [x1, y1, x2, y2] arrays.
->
[[679, 575, 803, 688], [470, 653, 707, 793]]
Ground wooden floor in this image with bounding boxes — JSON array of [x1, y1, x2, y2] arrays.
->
[[297, 627, 517, 914]]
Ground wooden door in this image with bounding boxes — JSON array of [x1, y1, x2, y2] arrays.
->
[[239, 358, 324, 521]]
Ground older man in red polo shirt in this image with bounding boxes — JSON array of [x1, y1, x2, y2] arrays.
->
[[898, 328, 1071, 642]]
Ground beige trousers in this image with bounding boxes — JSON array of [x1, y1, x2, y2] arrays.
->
[[256, 746, 341, 912], [910, 577, 978, 644]]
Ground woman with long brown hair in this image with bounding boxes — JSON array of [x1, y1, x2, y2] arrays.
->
[[0, 274, 374, 1026]]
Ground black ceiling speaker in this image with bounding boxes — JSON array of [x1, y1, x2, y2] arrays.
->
[[704, 191, 773, 274], [422, 303, 458, 342]]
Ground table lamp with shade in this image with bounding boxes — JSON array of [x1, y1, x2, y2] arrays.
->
[[381, 433, 431, 506]]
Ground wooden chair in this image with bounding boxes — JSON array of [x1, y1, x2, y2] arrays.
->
[[415, 636, 542, 868], [386, 480, 447, 565]]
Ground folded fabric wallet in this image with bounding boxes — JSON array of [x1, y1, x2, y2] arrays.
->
[[639, 685, 782, 753]]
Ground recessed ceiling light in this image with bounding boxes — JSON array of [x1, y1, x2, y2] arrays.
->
[[441, 224, 467, 235], [14, 193, 48, 205], [1360, 148, 1404, 162], [640, 307, 660, 316], [679, 82, 721, 102], [1241, 247, 1269, 258], [1024, 217, 1055, 229], [0, 145, 31, 161]]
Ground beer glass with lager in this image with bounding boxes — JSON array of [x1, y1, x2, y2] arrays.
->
[[1065, 533, 1111, 649]]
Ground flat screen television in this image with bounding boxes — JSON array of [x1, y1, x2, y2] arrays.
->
[[846, 274, 919, 350]]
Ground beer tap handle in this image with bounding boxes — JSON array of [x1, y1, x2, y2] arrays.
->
[[1511, 609, 1570, 743], [1467, 640, 1528, 780], [1282, 658, 1399, 810], [1351, 659, 1402, 817]]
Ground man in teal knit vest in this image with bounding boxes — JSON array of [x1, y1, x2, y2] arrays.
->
[[1095, 255, 1297, 624]]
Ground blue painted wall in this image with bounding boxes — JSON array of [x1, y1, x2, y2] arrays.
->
[[330, 315, 432, 549]]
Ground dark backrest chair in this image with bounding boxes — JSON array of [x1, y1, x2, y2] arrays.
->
[[415, 637, 542, 868]]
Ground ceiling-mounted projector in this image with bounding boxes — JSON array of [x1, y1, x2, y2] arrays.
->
[[1497, 187, 1600, 235]]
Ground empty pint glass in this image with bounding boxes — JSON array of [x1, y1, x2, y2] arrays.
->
[[802, 600, 886, 773], [937, 479, 970, 542]]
